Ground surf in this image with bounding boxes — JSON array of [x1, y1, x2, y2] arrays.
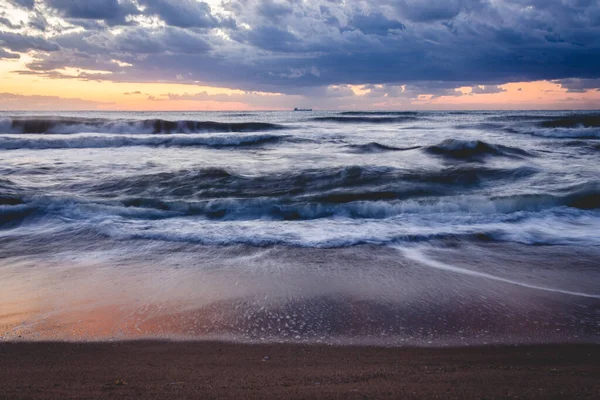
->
[[0, 117, 284, 134]]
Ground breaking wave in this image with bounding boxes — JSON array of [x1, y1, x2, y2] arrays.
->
[[2, 110, 599, 249], [525, 127, 600, 139], [424, 139, 532, 160], [312, 116, 418, 124], [5, 180, 598, 224], [1, 164, 540, 227], [490, 114, 600, 139], [91, 184, 600, 221], [0, 117, 284, 134], [0, 134, 291, 150], [6, 185, 599, 248], [339, 111, 420, 116], [539, 115, 600, 129], [71, 165, 539, 200], [346, 142, 421, 153]]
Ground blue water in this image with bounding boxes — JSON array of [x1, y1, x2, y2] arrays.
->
[[2, 110, 599, 247]]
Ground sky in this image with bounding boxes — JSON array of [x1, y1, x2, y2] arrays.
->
[[0, 0, 599, 110]]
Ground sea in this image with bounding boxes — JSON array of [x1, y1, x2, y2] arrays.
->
[[1, 110, 599, 344]]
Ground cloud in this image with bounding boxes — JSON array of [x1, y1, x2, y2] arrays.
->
[[0, 92, 111, 109], [0, 31, 60, 52], [7, 0, 34, 9], [1, 0, 599, 100], [555, 78, 600, 93], [45, 0, 140, 25], [28, 12, 49, 31], [138, 0, 222, 29], [470, 85, 507, 94], [347, 13, 405, 36], [0, 12, 23, 29], [0, 47, 20, 59], [235, 25, 301, 52], [144, 88, 366, 110], [395, 0, 480, 22], [256, 0, 293, 22], [143, 81, 471, 110]]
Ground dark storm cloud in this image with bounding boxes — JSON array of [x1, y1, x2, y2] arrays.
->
[[45, 0, 140, 25], [109, 26, 212, 54], [0, 47, 20, 59], [28, 12, 48, 31], [19, 26, 211, 75], [138, 0, 221, 28], [4, 0, 600, 95], [0, 31, 59, 52], [395, 0, 483, 22], [256, 0, 293, 21], [235, 25, 301, 52], [347, 13, 405, 36], [555, 78, 600, 92]]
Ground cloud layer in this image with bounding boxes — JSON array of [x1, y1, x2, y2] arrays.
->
[[1, 0, 600, 100]]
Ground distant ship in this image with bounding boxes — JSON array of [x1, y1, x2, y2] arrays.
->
[[294, 107, 313, 111]]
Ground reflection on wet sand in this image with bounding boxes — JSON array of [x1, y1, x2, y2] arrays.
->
[[1, 243, 599, 344]]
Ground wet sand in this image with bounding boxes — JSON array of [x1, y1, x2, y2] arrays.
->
[[2, 243, 599, 344], [0, 342, 598, 399], [2, 244, 599, 398]]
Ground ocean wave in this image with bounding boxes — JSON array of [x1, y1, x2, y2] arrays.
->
[[559, 182, 600, 209], [0, 178, 23, 205], [83, 205, 600, 247], [0, 179, 36, 226], [0, 117, 284, 134], [0, 134, 291, 150], [6, 184, 599, 248], [103, 183, 600, 221], [486, 113, 600, 124], [346, 142, 421, 153], [453, 122, 505, 131], [225, 113, 256, 117], [539, 115, 600, 129], [0, 204, 37, 226], [523, 127, 600, 139], [488, 114, 563, 122], [9, 186, 599, 225], [311, 116, 418, 124], [424, 139, 531, 160], [489, 114, 600, 139], [339, 111, 420, 116], [73, 165, 538, 199], [0, 195, 23, 206]]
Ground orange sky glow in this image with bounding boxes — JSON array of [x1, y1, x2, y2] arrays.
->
[[1, 48, 599, 111]]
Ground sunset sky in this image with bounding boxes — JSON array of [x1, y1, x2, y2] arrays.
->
[[0, 0, 599, 110]]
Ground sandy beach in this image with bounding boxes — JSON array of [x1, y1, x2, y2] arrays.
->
[[2, 0, 600, 398], [0, 342, 598, 399]]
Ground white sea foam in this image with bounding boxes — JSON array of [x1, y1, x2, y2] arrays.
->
[[526, 126, 600, 139], [69, 206, 599, 247], [400, 247, 600, 299], [0, 133, 287, 150]]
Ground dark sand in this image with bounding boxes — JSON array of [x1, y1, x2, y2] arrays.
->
[[0, 342, 598, 399]]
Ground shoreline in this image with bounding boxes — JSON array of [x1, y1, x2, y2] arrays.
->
[[1, 341, 598, 399], [3, 243, 599, 343]]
